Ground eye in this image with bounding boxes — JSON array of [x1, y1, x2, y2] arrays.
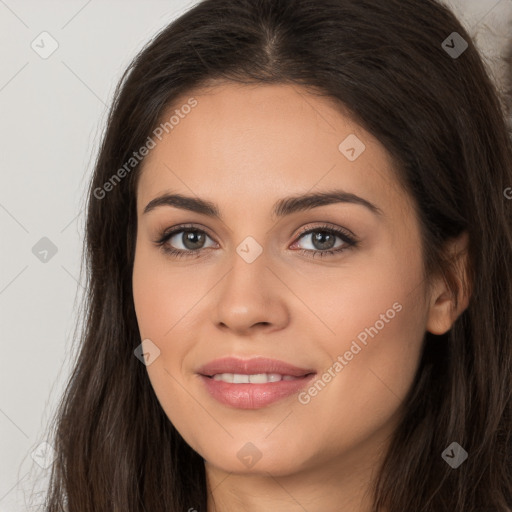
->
[[154, 224, 217, 259], [154, 223, 359, 259], [291, 224, 358, 259]]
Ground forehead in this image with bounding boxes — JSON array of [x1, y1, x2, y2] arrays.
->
[[136, 82, 409, 218]]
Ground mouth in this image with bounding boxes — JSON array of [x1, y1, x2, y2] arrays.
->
[[197, 356, 316, 379], [196, 356, 317, 409], [202, 372, 315, 383]]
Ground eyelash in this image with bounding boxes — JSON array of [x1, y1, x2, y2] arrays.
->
[[154, 223, 359, 260]]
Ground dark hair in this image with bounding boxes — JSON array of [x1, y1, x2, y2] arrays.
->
[[505, 39, 512, 135], [43, 0, 512, 510]]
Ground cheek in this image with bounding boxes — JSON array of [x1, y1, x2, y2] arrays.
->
[[132, 242, 192, 405], [132, 244, 166, 339], [296, 250, 427, 440], [132, 241, 197, 340], [132, 243, 202, 442], [132, 241, 208, 384], [290, 239, 426, 360]]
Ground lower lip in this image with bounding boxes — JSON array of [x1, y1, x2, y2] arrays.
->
[[199, 374, 316, 409]]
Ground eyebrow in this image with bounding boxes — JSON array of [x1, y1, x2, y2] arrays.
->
[[143, 189, 383, 219]]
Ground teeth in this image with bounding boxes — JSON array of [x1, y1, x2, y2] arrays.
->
[[211, 373, 300, 383]]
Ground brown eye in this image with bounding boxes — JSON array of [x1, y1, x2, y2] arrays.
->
[[175, 230, 207, 250]]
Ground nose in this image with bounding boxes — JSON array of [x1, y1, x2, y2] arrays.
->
[[211, 247, 290, 336]]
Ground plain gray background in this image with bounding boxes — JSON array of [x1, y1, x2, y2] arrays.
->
[[0, 1, 511, 510]]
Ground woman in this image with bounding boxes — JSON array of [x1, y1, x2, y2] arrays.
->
[[44, 0, 512, 510]]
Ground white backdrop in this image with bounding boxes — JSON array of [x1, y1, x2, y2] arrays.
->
[[0, 1, 510, 510]]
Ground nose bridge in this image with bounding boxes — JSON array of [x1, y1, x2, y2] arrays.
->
[[212, 233, 288, 332], [223, 233, 270, 298], [234, 233, 266, 266]]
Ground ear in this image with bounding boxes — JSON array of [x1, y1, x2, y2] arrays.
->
[[426, 231, 472, 335]]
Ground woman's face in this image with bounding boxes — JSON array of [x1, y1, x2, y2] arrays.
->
[[132, 83, 447, 480]]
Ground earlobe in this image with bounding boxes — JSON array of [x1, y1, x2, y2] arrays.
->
[[425, 231, 471, 336]]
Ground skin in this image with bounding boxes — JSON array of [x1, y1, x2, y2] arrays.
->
[[132, 82, 470, 512]]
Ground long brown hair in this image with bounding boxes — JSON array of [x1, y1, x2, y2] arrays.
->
[[43, 0, 512, 510]]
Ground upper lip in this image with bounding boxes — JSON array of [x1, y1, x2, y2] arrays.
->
[[197, 357, 316, 378]]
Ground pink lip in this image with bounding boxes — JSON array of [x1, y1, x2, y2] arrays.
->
[[197, 357, 316, 409], [197, 356, 316, 378]]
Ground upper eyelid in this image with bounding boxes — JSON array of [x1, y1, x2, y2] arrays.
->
[[295, 223, 355, 239], [159, 223, 355, 245], [159, 223, 214, 241]]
